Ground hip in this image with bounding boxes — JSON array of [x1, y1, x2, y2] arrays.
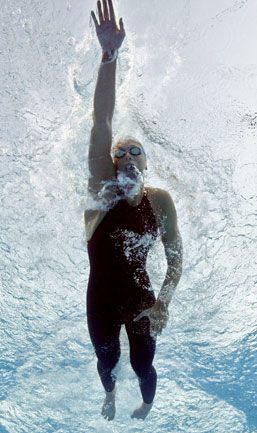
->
[[87, 284, 155, 322]]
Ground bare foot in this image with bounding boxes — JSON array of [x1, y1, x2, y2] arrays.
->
[[101, 388, 116, 421], [131, 402, 153, 420]]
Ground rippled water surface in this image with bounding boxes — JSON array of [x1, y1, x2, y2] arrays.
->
[[1, 0, 257, 432]]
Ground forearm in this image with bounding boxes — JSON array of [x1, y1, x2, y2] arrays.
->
[[136, 262, 182, 335], [93, 55, 117, 124], [157, 264, 182, 307], [157, 237, 183, 307]]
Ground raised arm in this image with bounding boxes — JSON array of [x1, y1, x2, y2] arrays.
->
[[89, 0, 125, 195]]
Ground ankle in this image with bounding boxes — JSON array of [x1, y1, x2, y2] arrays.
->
[[142, 401, 153, 408], [105, 387, 116, 399]]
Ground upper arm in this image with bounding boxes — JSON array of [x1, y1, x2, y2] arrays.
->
[[88, 121, 116, 195], [159, 190, 182, 265]]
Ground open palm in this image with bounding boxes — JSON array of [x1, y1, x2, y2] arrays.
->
[[91, 0, 125, 52]]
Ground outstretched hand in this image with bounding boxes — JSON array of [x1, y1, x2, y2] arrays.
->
[[91, 0, 125, 53], [134, 300, 169, 338]]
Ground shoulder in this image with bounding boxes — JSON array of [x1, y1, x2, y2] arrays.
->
[[146, 186, 178, 239], [146, 186, 176, 216], [84, 209, 107, 241]]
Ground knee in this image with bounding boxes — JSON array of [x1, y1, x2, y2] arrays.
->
[[130, 342, 155, 379], [130, 356, 153, 379], [96, 344, 120, 371]]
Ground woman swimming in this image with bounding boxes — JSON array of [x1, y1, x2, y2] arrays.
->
[[85, 0, 183, 420]]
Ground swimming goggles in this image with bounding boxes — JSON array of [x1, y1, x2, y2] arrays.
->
[[113, 146, 143, 159]]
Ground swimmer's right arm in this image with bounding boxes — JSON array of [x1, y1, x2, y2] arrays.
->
[[89, 0, 126, 194]]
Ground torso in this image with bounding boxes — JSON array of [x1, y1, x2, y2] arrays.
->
[[84, 186, 162, 242], [86, 187, 162, 320]]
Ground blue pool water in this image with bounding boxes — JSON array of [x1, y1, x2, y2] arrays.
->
[[1, 0, 256, 432]]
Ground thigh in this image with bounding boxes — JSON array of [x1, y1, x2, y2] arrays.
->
[[87, 312, 121, 358], [125, 316, 156, 367]]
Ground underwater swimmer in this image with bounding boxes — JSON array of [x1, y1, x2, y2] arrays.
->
[[85, 0, 183, 421]]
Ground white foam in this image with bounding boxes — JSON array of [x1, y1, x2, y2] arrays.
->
[[87, 165, 145, 211], [116, 165, 144, 199]]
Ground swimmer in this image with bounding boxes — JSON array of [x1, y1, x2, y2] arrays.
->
[[85, 0, 183, 421]]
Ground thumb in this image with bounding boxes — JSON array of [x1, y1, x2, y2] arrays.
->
[[119, 17, 125, 32], [134, 310, 148, 322]]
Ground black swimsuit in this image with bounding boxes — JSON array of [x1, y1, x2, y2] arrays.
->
[[86, 190, 158, 404], [87, 189, 158, 321]]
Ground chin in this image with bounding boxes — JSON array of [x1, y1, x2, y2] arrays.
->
[[117, 168, 144, 197], [124, 163, 143, 177]]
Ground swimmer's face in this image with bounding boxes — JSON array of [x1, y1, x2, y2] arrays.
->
[[112, 141, 147, 175]]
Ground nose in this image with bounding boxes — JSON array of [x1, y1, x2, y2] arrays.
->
[[124, 151, 132, 160]]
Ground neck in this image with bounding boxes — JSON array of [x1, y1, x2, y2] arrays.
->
[[116, 168, 145, 206], [126, 184, 145, 206]]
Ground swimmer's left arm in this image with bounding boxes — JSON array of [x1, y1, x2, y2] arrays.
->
[[157, 190, 183, 308], [134, 190, 182, 336]]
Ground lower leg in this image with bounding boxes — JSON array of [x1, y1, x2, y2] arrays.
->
[[125, 316, 157, 419], [131, 366, 157, 419], [97, 359, 117, 421], [97, 359, 116, 393], [139, 365, 157, 404], [87, 314, 121, 421]]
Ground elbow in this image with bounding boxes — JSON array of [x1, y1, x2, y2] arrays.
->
[[167, 257, 183, 284], [92, 111, 112, 127]]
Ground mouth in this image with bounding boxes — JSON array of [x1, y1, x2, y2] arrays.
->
[[124, 162, 136, 171], [124, 163, 140, 177], [117, 164, 144, 197]]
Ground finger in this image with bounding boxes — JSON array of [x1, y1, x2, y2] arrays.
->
[[103, 0, 109, 20], [151, 321, 163, 334], [108, 0, 115, 21], [134, 311, 147, 322], [154, 327, 162, 336], [119, 17, 125, 33], [97, 0, 104, 23], [150, 326, 158, 338], [91, 11, 99, 28], [159, 319, 167, 329]]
